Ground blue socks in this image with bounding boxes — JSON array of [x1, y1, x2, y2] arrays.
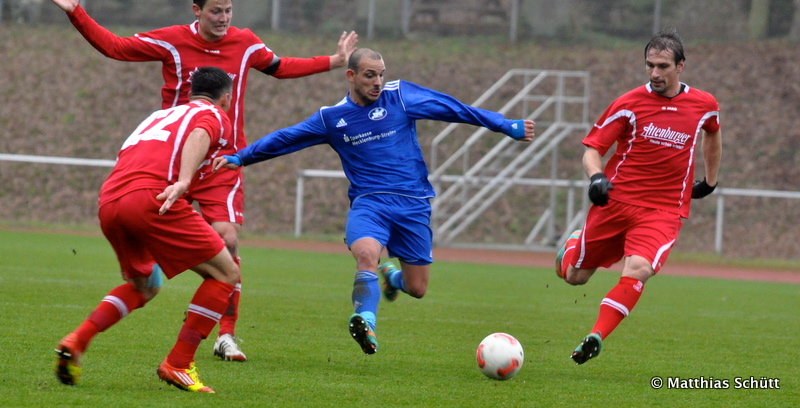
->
[[385, 268, 407, 293], [352, 271, 379, 330]]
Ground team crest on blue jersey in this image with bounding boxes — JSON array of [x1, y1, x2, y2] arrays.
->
[[368, 107, 387, 121]]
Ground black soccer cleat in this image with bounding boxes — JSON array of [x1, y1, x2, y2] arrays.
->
[[348, 313, 378, 355], [571, 333, 602, 365]]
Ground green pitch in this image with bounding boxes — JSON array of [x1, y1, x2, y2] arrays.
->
[[1, 229, 798, 407]]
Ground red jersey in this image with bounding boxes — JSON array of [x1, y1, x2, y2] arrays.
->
[[99, 100, 231, 207], [67, 5, 330, 153], [582, 83, 720, 218]]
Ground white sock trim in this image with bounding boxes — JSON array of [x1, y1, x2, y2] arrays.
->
[[601, 297, 630, 316]]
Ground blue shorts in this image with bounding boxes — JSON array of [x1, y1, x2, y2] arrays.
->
[[345, 193, 433, 265]]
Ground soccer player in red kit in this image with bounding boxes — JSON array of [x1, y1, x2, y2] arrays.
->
[[55, 67, 239, 393], [554, 28, 722, 364], [49, 0, 358, 361]]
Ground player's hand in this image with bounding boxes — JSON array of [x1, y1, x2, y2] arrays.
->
[[156, 181, 189, 215], [330, 31, 359, 69], [692, 178, 717, 199], [212, 155, 242, 172], [50, 0, 80, 13], [507, 119, 535, 142], [588, 173, 614, 206]]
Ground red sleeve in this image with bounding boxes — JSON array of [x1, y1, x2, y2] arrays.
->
[[192, 111, 223, 147], [67, 5, 164, 61], [701, 96, 721, 133], [582, 101, 632, 156], [702, 115, 720, 133], [270, 56, 331, 79]]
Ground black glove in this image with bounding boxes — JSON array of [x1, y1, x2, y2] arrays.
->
[[588, 173, 614, 206], [692, 178, 717, 199]]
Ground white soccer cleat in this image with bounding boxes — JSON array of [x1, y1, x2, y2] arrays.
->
[[213, 333, 247, 362]]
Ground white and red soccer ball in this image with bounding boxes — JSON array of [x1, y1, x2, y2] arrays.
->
[[476, 332, 524, 380]]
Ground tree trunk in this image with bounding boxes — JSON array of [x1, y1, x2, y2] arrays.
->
[[789, 0, 800, 42], [748, 0, 770, 40]]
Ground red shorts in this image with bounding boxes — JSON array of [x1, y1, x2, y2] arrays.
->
[[99, 188, 226, 280], [574, 200, 682, 273], [185, 169, 244, 225]]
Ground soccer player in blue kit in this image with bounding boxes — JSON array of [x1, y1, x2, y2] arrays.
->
[[213, 48, 535, 354]]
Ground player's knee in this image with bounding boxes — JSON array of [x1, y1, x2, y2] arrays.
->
[[351, 250, 380, 271], [623, 269, 653, 283], [623, 258, 655, 282], [404, 277, 428, 298], [139, 286, 160, 302], [564, 271, 590, 286], [564, 277, 584, 286], [212, 222, 240, 257], [406, 285, 427, 299], [131, 281, 160, 301], [222, 233, 238, 255], [219, 264, 240, 286], [130, 269, 162, 301]]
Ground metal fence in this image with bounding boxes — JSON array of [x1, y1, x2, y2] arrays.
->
[[1, 152, 799, 255], [291, 168, 800, 255]]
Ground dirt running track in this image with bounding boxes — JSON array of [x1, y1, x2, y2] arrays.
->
[[242, 238, 800, 284]]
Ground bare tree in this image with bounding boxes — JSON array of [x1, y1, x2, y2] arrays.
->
[[748, 0, 770, 40], [790, 0, 800, 42]]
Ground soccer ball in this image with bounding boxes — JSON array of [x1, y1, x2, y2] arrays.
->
[[476, 332, 524, 380]]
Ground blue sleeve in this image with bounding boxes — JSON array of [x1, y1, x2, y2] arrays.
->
[[398, 80, 519, 137], [236, 111, 328, 166]]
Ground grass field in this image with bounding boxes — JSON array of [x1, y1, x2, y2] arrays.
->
[[1, 229, 798, 407]]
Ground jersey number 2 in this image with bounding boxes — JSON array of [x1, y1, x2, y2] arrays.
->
[[120, 105, 191, 151]]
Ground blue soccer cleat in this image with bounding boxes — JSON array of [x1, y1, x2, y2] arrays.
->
[[378, 262, 400, 302]]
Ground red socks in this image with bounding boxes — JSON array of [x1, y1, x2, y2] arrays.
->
[[66, 277, 234, 369], [72, 283, 146, 351], [560, 244, 576, 278], [217, 257, 242, 337], [217, 280, 241, 336], [591, 276, 644, 339], [167, 279, 235, 368]]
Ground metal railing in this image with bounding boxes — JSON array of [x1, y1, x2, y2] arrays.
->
[[428, 69, 592, 249], [3, 155, 799, 256], [0, 153, 115, 167], [291, 168, 800, 254], [709, 187, 800, 254]]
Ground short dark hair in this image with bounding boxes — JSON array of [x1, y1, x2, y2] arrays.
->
[[645, 28, 685, 65], [190, 66, 232, 100], [347, 48, 383, 72], [193, 0, 208, 8]]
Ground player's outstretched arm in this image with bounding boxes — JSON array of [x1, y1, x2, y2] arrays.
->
[[50, 0, 79, 13], [52, 0, 157, 61], [329, 31, 359, 70]]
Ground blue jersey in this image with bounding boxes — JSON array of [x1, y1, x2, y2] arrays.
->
[[237, 80, 519, 202]]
